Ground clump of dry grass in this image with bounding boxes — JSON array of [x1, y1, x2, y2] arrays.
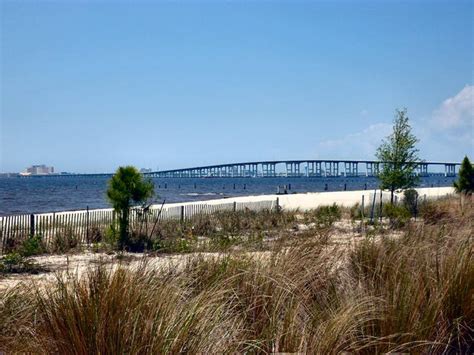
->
[[1, 197, 472, 353], [32, 262, 241, 353], [0, 286, 39, 352]]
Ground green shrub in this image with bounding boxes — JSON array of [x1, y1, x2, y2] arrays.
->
[[403, 188, 419, 215], [105, 224, 119, 245], [383, 203, 411, 228], [19, 235, 45, 257], [305, 204, 342, 227], [126, 232, 153, 252], [0, 252, 41, 274], [153, 238, 193, 253]]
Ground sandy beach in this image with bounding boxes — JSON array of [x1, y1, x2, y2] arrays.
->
[[0, 186, 455, 221], [157, 186, 455, 212]]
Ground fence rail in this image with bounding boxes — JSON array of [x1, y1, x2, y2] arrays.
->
[[0, 199, 277, 255]]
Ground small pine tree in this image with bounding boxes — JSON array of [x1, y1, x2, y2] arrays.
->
[[107, 166, 154, 250], [376, 108, 420, 204], [453, 156, 474, 195]]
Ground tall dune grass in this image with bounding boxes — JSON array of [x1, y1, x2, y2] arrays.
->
[[1, 197, 472, 353]]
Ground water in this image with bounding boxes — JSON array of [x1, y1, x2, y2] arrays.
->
[[0, 175, 456, 216]]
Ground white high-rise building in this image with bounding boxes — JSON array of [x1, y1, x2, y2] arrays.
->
[[22, 164, 55, 175]]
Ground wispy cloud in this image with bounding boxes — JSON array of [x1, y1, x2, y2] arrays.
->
[[316, 123, 391, 159], [426, 85, 474, 156], [432, 85, 474, 129], [315, 85, 473, 161]]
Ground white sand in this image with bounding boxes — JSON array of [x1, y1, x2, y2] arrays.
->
[[157, 186, 455, 212]]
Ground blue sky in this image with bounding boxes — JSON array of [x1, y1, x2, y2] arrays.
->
[[1, 0, 473, 173]]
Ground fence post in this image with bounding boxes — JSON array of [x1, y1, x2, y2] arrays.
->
[[414, 195, 418, 221], [30, 214, 35, 236], [379, 190, 383, 222], [86, 206, 90, 243], [233, 201, 237, 212], [370, 189, 376, 224], [180, 205, 185, 223], [361, 195, 365, 220], [276, 197, 280, 212]]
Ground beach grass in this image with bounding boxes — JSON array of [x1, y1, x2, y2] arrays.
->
[[0, 196, 472, 353]]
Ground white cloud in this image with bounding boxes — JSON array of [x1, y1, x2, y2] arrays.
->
[[316, 123, 391, 159], [314, 85, 473, 162], [432, 85, 474, 129], [425, 85, 474, 159]]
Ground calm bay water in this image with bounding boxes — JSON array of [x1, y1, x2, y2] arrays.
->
[[0, 175, 456, 216]]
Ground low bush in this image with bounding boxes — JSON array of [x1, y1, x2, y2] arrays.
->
[[19, 234, 45, 257], [304, 203, 342, 227], [0, 252, 43, 274], [49, 228, 81, 254], [153, 237, 194, 253], [104, 224, 119, 245], [383, 203, 411, 228], [403, 188, 419, 215]]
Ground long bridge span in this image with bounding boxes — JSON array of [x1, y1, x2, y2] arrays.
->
[[145, 160, 459, 178], [20, 160, 460, 179]]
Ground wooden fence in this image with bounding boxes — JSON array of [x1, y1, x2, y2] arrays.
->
[[0, 199, 277, 255]]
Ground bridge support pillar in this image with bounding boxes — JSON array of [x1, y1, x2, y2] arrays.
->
[[344, 162, 358, 177], [237, 164, 245, 177], [324, 162, 339, 177], [249, 164, 258, 177], [315, 162, 322, 176], [366, 163, 372, 176], [417, 163, 428, 176], [445, 164, 456, 177], [285, 162, 300, 177], [262, 163, 276, 177]]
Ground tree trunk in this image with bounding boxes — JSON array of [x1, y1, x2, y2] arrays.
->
[[390, 188, 395, 205], [119, 209, 129, 250]]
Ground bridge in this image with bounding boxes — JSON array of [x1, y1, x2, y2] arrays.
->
[[143, 160, 459, 178], [19, 159, 460, 179]]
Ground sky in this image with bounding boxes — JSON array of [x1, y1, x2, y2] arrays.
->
[[1, 0, 473, 173]]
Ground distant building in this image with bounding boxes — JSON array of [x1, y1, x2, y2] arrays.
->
[[21, 164, 55, 176]]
